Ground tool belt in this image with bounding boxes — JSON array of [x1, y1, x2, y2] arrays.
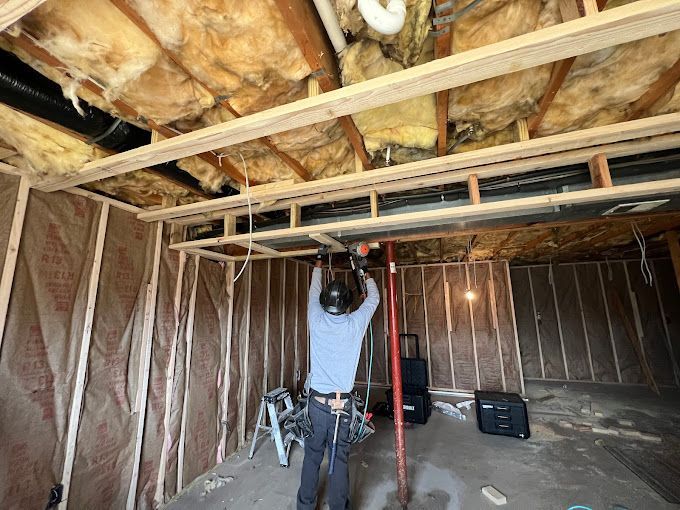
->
[[311, 389, 352, 408]]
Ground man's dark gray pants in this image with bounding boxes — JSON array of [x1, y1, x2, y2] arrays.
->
[[297, 398, 351, 510]]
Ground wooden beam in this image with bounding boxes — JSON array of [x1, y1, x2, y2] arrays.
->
[[44, 0, 678, 188], [309, 233, 345, 251], [588, 153, 613, 188], [109, 0, 311, 181], [233, 241, 282, 256], [0, 176, 30, 353], [273, 0, 372, 169], [468, 174, 481, 205], [170, 177, 680, 252], [513, 119, 530, 143], [290, 203, 302, 228], [370, 190, 380, 218], [2, 31, 248, 185], [626, 58, 680, 121], [65, 187, 143, 213], [169, 131, 680, 226], [224, 214, 236, 236], [667, 230, 680, 292], [523, 230, 555, 253], [60, 203, 110, 505], [527, 0, 603, 138], [434, 0, 453, 157], [136, 115, 680, 223], [0, 0, 46, 31]]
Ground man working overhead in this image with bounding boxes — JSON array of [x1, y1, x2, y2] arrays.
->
[[297, 246, 380, 510]]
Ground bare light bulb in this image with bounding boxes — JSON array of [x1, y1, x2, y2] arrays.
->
[[464, 289, 474, 301]]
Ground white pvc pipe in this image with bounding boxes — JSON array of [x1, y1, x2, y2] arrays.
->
[[312, 0, 348, 53], [358, 0, 406, 35]]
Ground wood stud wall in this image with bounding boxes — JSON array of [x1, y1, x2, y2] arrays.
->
[[511, 261, 680, 387]]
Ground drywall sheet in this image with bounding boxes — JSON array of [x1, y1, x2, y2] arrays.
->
[[444, 264, 477, 390], [626, 261, 675, 386], [226, 262, 247, 455], [493, 262, 522, 394], [69, 207, 153, 508], [574, 264, 618, 383], [402, 267, 427, 365], [0, 173, 19, 272], [369, 268, 388, 385], [605, 262, 643, 384], [423, 266, 453, 389], [282, 260, 297, 392], [471, 263, 503, 391], [164, 255, 196, 500], [509, 267, 541, 379], [183, 260, 226, 485], [529, 266, 566, 380], [266, 259, 284, 392], [0, 191, 99, 509], [653, 260, 680, 379], [296, 264, 310, 394], [246, 260, 268, 433], [136, 229, 180, 508], [553, 265, 591, 381]]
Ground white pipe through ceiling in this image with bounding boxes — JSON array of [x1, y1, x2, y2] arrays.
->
[[312, 0, 348, 53], [358, 0, 406, 35]]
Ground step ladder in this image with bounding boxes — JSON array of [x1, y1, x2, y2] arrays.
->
[[248, 387, 303, 467]]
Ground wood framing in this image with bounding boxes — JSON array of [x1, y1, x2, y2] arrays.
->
[[370, 190, 380, 218], [127, 221, 164, 510], [588, 153, 613, 188], [0, 0, 45, 31], [137, 114, 680, 223], [272, 0, 372, 169], [309, 233, 345, 251], [64, 187, 143, 214], [0, 176, 30, 353], [2, 31, 249, 187], [597, 263, 622, 383], [468, 174, 481, 205], [176, 255, 200, 491], [33, 0, 680, 191], [433, 0, 453, 157], [219, 261, 236, 459], [626, 58, 680, 121], [527, 0, 603, 137], [60, 203, 110, 507]]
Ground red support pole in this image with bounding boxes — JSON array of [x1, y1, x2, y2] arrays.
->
[[384, 241, 408, 508]]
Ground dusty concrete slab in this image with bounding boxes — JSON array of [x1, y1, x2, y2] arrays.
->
[[164, 381, 680, 509]]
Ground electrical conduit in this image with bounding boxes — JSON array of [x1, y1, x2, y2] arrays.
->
[[358, 0, 406, 35]]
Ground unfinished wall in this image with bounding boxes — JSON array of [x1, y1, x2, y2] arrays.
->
[[511, 261, 680, 388], [337, 261, 524, 394]]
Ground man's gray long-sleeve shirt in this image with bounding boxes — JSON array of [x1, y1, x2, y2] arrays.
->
[[308, 267, 380, 394]]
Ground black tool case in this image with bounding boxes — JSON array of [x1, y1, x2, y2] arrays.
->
[[386, 334, 432, 425], [474, 390, 530, 439]]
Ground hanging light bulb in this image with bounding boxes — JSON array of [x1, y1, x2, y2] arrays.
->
[[464, 288, 474, 301]]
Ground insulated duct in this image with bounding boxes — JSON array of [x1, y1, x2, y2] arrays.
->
[[0, 49, 237, 196]]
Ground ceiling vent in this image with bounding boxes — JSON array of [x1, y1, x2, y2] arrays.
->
[[602, 199, 669, 216]]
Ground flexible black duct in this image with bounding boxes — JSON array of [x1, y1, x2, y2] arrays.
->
[[0, 49, 238, 196]]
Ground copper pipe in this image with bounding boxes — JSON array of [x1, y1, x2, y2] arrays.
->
[[384, 241, 408, 508]]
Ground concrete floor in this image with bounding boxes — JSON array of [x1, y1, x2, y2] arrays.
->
[[165, 381, 680, 510]]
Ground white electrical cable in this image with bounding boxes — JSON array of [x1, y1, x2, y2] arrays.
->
[[631, 223, 653, 286], [233, 153, 252, 283]]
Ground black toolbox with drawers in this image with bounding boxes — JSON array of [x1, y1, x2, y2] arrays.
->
[[474, 390, 530, 439], [386, 334, 431, 425]]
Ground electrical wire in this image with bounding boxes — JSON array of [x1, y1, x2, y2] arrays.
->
[[233, 153, 252, 283], [631, 222, 653, 286]]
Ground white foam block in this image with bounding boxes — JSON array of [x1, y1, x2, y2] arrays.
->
[[482, 485, 507, 506]]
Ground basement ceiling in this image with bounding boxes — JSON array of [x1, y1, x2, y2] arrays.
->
[[0, 0, 678, 206]]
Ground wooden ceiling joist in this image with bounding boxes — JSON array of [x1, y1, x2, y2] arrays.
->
[[130, 114, 680, 224], [2, 30, 250, 186], [526, 0, 606, 138], [625, 57, 680, 121], [0, 0, 45, 31], [34, 0, 680, 191], [272, 0, 373, 170]]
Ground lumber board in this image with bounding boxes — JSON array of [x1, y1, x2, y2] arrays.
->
[[626, 58, 680, 121], [35, 0, 680, 191], [273, 0, 372, 169], [309, 233, 345, 251], [588, 153, 613, 188], [434, 0, 453, 157], [468, 174, 481, 205], [65, 187, 143, 213], [170, 178, 680, 252], [135, 114, 680, 223], [0, 0, 45, 31], [0, 177, 30, 352]]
